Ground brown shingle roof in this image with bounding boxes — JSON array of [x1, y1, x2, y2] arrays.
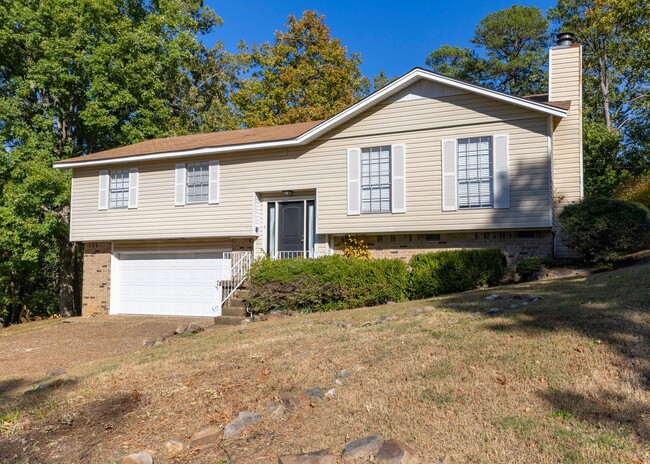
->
[[55, 120, 324, 165]]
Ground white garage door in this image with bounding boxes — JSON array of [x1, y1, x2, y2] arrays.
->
[[111, 252, 231, 317]]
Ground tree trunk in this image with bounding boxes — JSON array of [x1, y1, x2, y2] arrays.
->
[[58, 239, 77, 317]]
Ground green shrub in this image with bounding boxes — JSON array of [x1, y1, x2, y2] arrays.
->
[[408, 249, 507, 299], [559, 197, 650, 263], [246, 255, 409, 313], [516, 256, 550, 282]]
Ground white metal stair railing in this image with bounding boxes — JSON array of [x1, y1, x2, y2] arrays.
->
[[274, 250, 324, 259], [219, 251, 252, 308]]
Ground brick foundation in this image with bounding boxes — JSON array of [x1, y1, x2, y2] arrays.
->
[[334, 231, 553, 266], [82, 242, 112, 316]]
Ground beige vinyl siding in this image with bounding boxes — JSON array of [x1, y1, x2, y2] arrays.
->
[[70, 87, 552, 242], [549, 45, 583, 257]]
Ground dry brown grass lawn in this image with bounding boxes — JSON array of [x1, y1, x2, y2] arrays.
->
[[1, 261, 650, 463]]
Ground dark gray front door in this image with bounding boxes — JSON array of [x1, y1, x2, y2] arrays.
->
[[278, 201, 304, 252]]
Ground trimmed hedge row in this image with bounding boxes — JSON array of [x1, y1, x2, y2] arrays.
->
[[408, 249, 507, 299], [246, 255, 409, 313], [247, 249, 507, 313]]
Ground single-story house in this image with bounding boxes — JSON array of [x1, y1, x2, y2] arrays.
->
[[54, 35, 583, 319]]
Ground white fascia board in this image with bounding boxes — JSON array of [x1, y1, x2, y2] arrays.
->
[[54, 68, 567, 169]]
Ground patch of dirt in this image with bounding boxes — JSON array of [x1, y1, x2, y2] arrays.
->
[[0, 315, 213, 393]]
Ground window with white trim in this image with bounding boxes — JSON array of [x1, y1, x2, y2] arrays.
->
[[186, 161, 209, 204], [361, 146, 391, 213], [109, 169, 129, 209], [457, 136, 493, 208]]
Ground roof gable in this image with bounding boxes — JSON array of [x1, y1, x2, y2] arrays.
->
[[54, 68, 568, 168]]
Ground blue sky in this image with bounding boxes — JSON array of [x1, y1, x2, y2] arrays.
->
[[203, 1, 557, 79]]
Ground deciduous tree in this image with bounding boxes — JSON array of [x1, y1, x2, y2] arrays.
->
[[232, 11, 370, 127]]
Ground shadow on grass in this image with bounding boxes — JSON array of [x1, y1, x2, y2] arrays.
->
[[437, 260, 650, 441], [0, 391, 141, 462]]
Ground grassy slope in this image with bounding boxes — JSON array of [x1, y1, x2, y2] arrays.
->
[[1, 262, 650, 463]]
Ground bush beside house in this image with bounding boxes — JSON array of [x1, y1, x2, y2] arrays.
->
[[560, 197, 650, 263], [247, 249, 507, 313], [246, 255, 409, 313], [408, 249, 507, 299]]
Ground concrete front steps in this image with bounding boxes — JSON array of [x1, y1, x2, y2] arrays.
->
[[214, 286, 249, 326]]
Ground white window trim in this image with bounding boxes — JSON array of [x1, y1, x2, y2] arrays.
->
[[456, 135, 494, 210]]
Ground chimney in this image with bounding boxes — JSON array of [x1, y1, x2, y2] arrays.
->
[[549, 32, 583, 258]]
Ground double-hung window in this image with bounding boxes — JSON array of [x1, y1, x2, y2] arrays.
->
[[186, 161, 209, 204], [457, 136, 493, 208], [109, 169, 129, 209], [361, 146, 391, 213]]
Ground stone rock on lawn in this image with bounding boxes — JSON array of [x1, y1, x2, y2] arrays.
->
[[484, 308, 500, 316], [375, 439, 418, 464], [342, 436, 384, 461], [186, 323, 204, 334], [174, 325, 187, 335], [335, 370, 349, 379], [278, 449, 336, 464], [190, 426, 221, 447], [164, 440, 185, 456], [223, 411, 262, 438], [305, 387, 324, 399], [324, 388, 336, 398], [484, 294, 501, 301], [120, 451, 153, 464], [265, 403, 286, 419]]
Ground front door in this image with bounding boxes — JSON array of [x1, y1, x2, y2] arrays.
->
[[278, 201, 304, 253]]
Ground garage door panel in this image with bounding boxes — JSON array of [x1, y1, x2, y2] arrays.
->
[[112, 252, 229, 317]]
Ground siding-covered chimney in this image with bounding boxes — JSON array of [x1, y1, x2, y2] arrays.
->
[[549, 33, 583, 258]]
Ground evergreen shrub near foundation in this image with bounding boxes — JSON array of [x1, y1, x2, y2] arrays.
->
[[559, 197, 650, 263], [408, 249, 507, 299], [246, 255, 409, 313]]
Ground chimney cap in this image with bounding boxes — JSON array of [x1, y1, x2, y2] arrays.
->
[[556, 32, 575, 46]]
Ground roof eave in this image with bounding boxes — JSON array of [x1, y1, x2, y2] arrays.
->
[[54, 68, 568, 169]]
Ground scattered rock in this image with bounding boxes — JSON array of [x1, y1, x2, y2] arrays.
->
[[484, 308, 501, 316], [530, 297, 540, 302], [46, 368, 66, 378], [485, 294, 501, 301], [223, 411, 262, 438], [278, 449, 336, 464], [121, 451, 153, 464], [61, 414, 73, 426], [280, 393, 302, 411], [324, 388, 336, 398], [374, 315, 398, 324], [240, 319, 251, 324], [189, 426, 221, 447], [342, 435, 384, 461], [375, 439, 418, 463], [305, 387, 324, 399], [510, 304, 520, 309], [186, 323, 205, 334], [335, 370, 349, 379], [414, 306, 435, 315], [164, 440, 185, 456], [265, 403, 286, 419], [24, 379, 64, 395], [335, 379, 345, 386], [174, 325, 187, 335], [142, 339, 155, 347], [336, 321, 353, 328]]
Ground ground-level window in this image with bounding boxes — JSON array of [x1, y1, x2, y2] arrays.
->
[[458, 136, 493, 208], [186, 161, 209, 204], [109, 169, 129, 209], [361, 146, 391, 213]]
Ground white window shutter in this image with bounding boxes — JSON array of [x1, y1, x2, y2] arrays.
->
[[391, 144, 406, 213], [441, 140, 457, 211], [175, 164, 186, 206], [347, 148, 361, 215], [208, 160, 220, 204], [128, 167, 138, 209], [493, 135, 510, 209], [98, 170, 109, 210]]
